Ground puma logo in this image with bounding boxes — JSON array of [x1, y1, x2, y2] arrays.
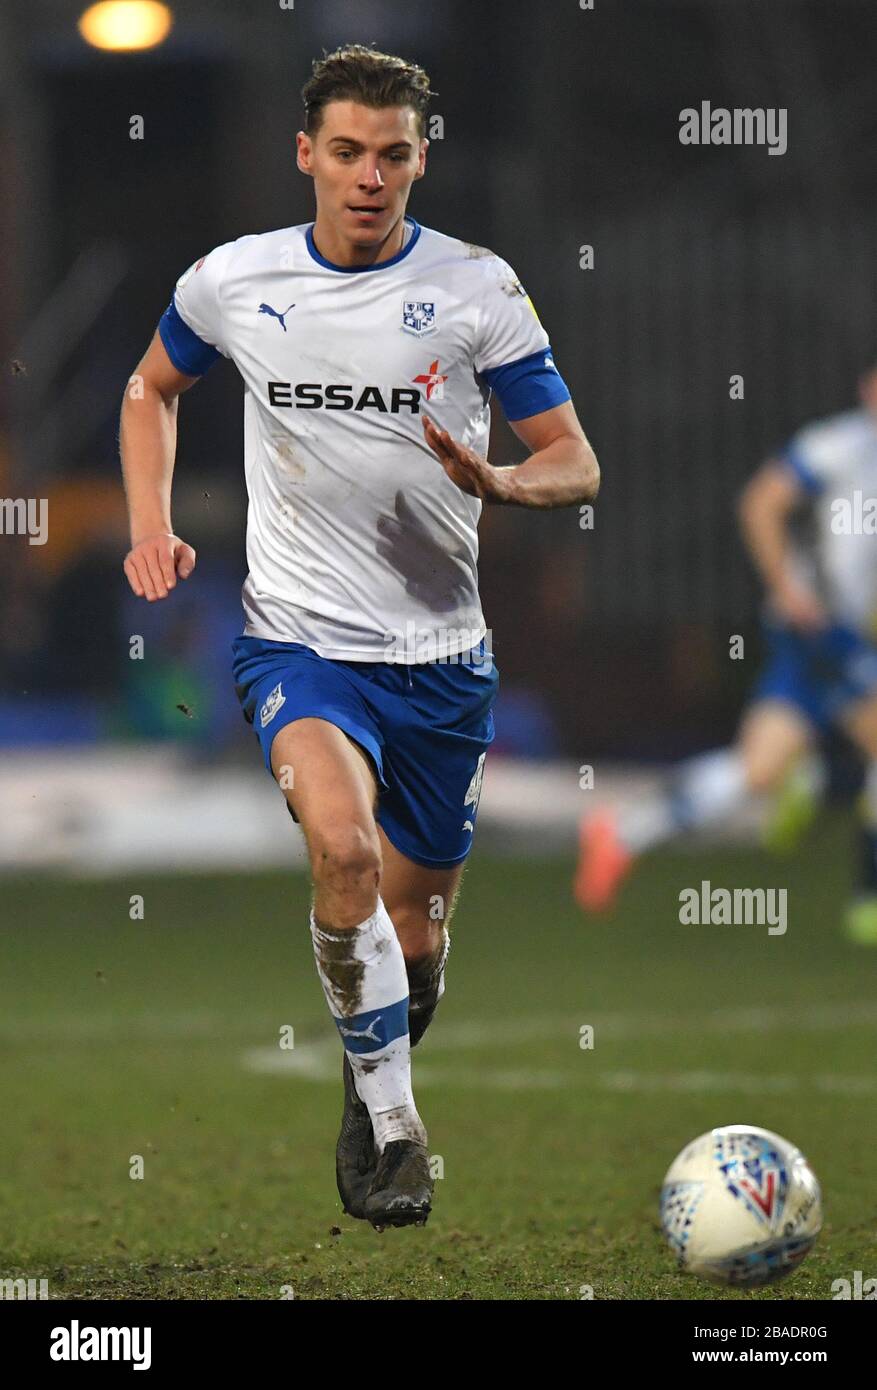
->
[[257, 301, 296, 331], [338, 1016, 382, 1043]]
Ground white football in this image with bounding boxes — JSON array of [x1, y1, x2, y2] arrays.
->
[[660, 1124, 822, 1285]]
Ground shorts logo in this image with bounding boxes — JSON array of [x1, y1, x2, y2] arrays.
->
[[402, 300, 436, 336], [462, 752, 486, 831], [259, 682, 286, 728]]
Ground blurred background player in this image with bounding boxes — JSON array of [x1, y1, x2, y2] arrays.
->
[[577, 364, 877, 943]]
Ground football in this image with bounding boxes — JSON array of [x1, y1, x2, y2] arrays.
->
[[660, 1124, 823, 1286]]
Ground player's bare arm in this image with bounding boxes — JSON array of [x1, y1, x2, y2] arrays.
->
[[119, 330, 198, 602], [422, 400, 599, 507], [737, 459, 828, 632]]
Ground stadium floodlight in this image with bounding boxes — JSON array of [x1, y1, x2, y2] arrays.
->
[[77, 1, 173, 52]]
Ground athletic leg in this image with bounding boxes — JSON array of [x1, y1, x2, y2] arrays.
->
[[576, 700, 814, 911], [270, 717, 431, 1225], [738, 700, 816, 796], [377, 825, 463, 1046]]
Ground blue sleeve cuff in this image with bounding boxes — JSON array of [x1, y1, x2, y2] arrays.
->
[[781, 443, 822, 495], [481, 346, 572, 422], [158, 296, 221, 377]]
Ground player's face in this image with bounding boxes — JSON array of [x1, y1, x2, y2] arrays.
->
[[297, 101, 427, 249]]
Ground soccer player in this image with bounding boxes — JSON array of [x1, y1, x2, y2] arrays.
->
[[577, 366, 877, 943], [120, 44, 599, 1228]]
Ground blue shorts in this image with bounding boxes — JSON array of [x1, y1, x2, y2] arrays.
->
[[231, 635, 499, 869], [751, 619, 877, 732]]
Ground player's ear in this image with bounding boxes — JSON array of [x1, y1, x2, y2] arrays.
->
[[295, 131, 313, 175]]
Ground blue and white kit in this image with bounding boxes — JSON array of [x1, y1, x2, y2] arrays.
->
[[159, 216, 571, 862], [755, 409, 877, 729], [231, 635, 498, 868]]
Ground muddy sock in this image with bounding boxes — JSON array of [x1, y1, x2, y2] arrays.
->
[[407, 928, 450, 1048], [310, 899, 426, 1152]]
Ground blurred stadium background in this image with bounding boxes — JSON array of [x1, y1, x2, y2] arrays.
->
[[3, 0, 877, 858], [1, 0, 876, 1300]]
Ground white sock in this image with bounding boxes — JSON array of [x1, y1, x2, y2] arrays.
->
[[620, 748, 748, 853], [310, 899, 426, 1152]]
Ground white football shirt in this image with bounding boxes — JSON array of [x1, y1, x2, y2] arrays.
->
[[781, 409, 877, 635], [159, 216, 571, 660]]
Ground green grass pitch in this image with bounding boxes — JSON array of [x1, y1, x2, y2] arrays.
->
[[1, 813, 874, 1300]]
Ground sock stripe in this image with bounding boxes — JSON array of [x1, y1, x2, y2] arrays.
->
[[333, 997, 409, 1053]]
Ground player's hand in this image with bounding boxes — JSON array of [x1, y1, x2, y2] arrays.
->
[[123, 532, 196, 601], [422, 413, 513, 503], [770, 576, 829, 634]]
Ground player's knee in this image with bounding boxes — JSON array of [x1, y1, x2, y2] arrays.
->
[[386, 899, 419, 935], [310, 822, 382, 891], [386, 900, 445, 962]]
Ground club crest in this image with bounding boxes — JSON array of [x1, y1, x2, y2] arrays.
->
[[259, 682, 286, 728], [464, 752, 487, 813], [402, 300, 437, 336]]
